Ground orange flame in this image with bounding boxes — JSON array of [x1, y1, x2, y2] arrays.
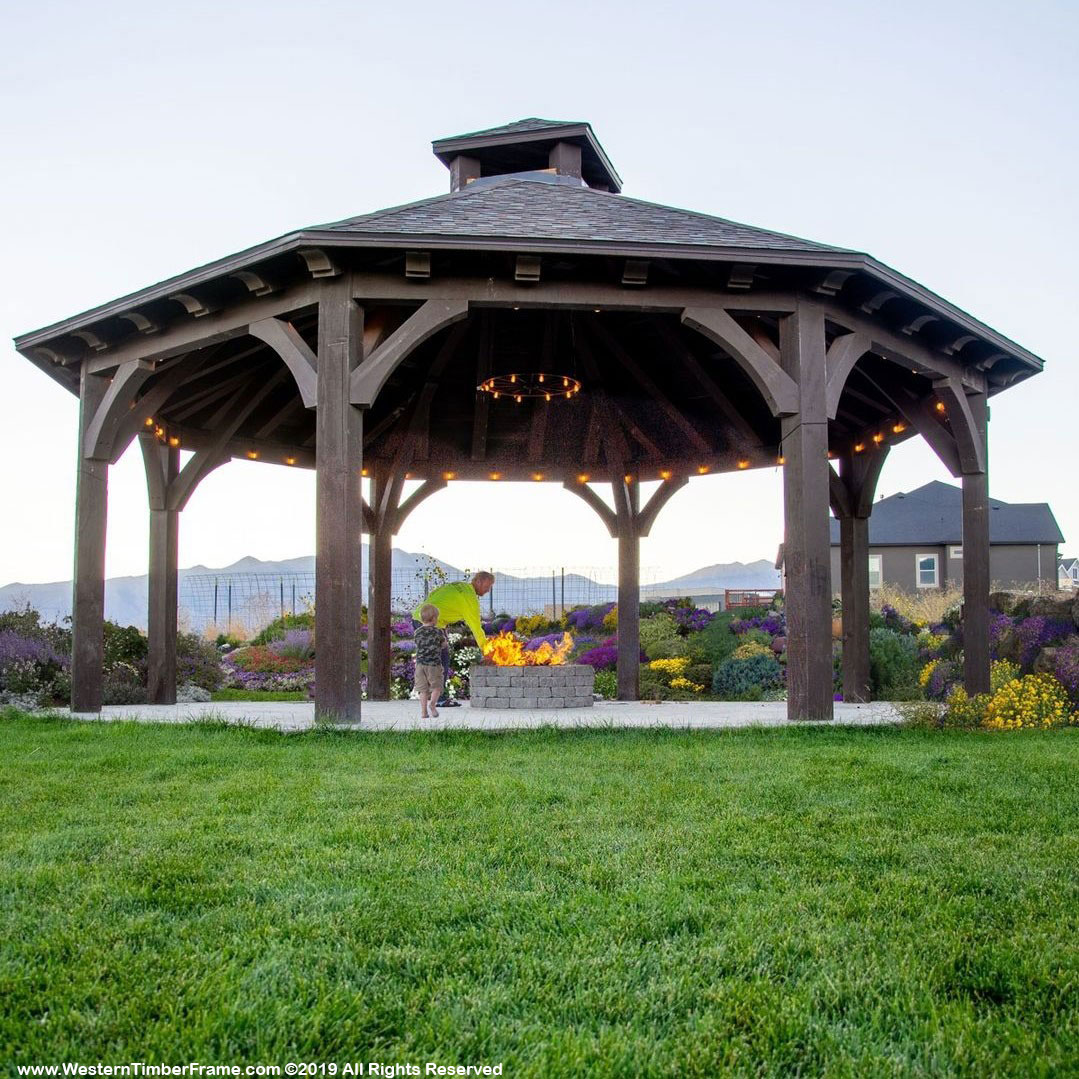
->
[[482, 630, 573, 666]]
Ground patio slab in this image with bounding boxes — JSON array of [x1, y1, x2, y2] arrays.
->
[[63, 699, 906, 733]]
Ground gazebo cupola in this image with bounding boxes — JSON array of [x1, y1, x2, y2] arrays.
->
[[432, 118, 623, 192]]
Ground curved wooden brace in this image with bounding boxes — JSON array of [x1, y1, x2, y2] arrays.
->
[[828, 465, 852, 519], [71, 329, 109, 352], [562, 481, 617, 537], [933, 378, 986, 474], [824, 332, 871, 420], [166, 450, 228, 512], [139, 431, 171, 511], [680, 306, 799, 417], [636, 477, 688, 538], [248, 317, 319, 408], [350, 299, 470, 407], [83, 359, 155, 461], [393, 478, 448, 531]]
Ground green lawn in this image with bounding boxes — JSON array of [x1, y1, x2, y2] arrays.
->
[[1, 714, 1077, 1077]]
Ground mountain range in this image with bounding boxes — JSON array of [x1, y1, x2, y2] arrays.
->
[[0, 550, 781, 631]]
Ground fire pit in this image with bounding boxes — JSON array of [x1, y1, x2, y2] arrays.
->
[[469, 631, 595, 709]]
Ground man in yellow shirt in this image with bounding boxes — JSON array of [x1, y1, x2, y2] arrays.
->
[[412, 572, 494, 706]]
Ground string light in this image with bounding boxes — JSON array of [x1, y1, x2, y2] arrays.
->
[[489, 471, 501, 480], [872, 433, 884, 444], [893, 422, 906, 434], [442, 471, 456, 481], [737, 459, 750, 469], [285, 457, 296, 466], [168, 436, 180, 448], [532, 472, 544, 481], [247, 450, 259, 460], [538, 373, 545, 383], [361, 467, 368, 476], [577, 473, 590, 483], [777, 455, 786, 465], [515, 394, 522, 403], [545, 393, 551, 402], [624, 474, 633, 484], [935, 401, 946, 413], [854, 442, 865, 453], [659, 469, 672, 480], [144, 417, 154, 427], [697, 465, 710, 474]]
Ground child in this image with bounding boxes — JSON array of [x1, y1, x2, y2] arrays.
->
[[413, 603, 449, 718]]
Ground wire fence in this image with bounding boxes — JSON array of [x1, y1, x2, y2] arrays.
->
[[178, 565, 666, 636]]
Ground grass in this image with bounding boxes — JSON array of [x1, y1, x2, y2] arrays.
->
[[1, 715, 1077, 1076], [211, 688, 308, 702]]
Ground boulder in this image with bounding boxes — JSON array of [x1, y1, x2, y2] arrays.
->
[[1033, 647, 1059, 675], [1028, 595, 1076, 622], [989, 591, 1017, 614]]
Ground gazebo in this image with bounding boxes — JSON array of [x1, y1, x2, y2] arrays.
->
[[15, 118, 1044, 722]]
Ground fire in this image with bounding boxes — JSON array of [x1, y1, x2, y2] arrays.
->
[[483, 630, 573, 666]]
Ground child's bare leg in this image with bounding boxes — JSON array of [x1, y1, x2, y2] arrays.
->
[[429, 689, 440, 717]]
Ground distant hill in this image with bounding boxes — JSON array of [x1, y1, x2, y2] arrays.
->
[[1, 552, 781, 632]]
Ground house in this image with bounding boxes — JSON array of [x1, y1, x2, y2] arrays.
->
[[827, 481, 1064, 592], [1060, 557, 1079, 591]]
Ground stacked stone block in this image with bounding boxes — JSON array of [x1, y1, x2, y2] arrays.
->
[[469, 664, 595, 708]]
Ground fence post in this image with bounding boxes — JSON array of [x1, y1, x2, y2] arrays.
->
[[213, 580, 218, 626], [227, 581, 232, 634], [561, 567, 565, 620]]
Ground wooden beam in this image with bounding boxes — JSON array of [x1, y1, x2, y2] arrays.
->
[[141, 437, 180, 704], [84, 283, 320, 374], [586, 320, 713, 455], [933, 377, 986, 474], [963, 392, 991, 696], [681, 307, 799, 417], [350, 298, 469, 406], [653, 322, 762, 452], [248, 317, 318, 408]]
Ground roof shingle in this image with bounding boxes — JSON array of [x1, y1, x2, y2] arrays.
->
[[320, 174, 846, 253]]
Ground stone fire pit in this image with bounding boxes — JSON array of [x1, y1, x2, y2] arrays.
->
[[469, 664, 595, 709]]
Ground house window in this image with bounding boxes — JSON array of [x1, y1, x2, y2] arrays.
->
[[950, 546, 963, 559], [917, 553, 939, 589], [868, 555, 882, 590]]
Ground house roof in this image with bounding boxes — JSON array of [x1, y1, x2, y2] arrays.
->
[[829, 480, 1065, 546], [1061, 557, 1078, 572]]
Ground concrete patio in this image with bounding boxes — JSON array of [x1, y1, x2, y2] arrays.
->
[[64, 699, 906, 733]]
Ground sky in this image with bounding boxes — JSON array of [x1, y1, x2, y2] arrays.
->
[[1, 0, 1076, 588]]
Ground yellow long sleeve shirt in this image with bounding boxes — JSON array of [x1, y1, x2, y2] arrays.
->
[[413, 581, 488, 649]]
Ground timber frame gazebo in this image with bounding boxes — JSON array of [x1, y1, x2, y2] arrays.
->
[[15, 118, 1044, 722]]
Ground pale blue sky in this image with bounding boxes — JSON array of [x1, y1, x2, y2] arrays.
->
[[1, 0, 1075, 585]]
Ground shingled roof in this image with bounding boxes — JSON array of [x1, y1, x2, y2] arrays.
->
[[829, 481, 1065, 545], [319, 173, 846, 253]]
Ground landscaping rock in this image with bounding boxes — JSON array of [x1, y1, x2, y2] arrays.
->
[[177, 683, 212, 704], [989, 591, 1016, 614]]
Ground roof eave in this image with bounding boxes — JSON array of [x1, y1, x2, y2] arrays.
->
[[14, 231, 1045, 378]]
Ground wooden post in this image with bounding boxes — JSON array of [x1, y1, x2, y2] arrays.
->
[[615, 480, 640, 701], [71, 366, 110, 713], [315, 277, 365, 721], [840, 514, 871, 702], [366, 523, 393, 701], [147, 445, 180, 704], [780, 304, 834, 721], [963, 392, 990, 695]]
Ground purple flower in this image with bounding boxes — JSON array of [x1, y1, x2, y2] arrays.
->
[[671, 607, 716, 634], [732, 613, 786, 637], [577, 644, 618, 670], [524, 633, 567, 652], [391, 619, 414, 638], [392, 640, 416, 653], [1052, 643, 1079, 704], [0, 631, 67, 671], [1014, 617, 1073, 668]]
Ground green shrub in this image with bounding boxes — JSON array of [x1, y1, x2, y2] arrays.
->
[[103, 621, 147, 669], [688, 613, 739, 666], [252, 612, 315, 646], [593, 670, 616, 699], [102, 662, 146, 705], [687, 663, 713, 688], [639, 614, 682, 660], [869, 627, 919, 698], [712, 653, 783, 699]]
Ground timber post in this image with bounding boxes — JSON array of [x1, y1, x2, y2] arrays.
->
[[71, 365, 110, 713], [315, 277, 365, 721], [780, 303, 834, 721], [615, 477, 641, 701], [145, 442, 180, 703], [962, 391, 990, 695]]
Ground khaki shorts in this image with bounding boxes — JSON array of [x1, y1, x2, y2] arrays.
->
[[415, 663, 445, 696]]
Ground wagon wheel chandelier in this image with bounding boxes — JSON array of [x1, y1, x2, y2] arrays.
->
[[477, 372, 582, 403]]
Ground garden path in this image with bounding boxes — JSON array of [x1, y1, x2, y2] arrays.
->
[[62, 700, 904, 733]]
